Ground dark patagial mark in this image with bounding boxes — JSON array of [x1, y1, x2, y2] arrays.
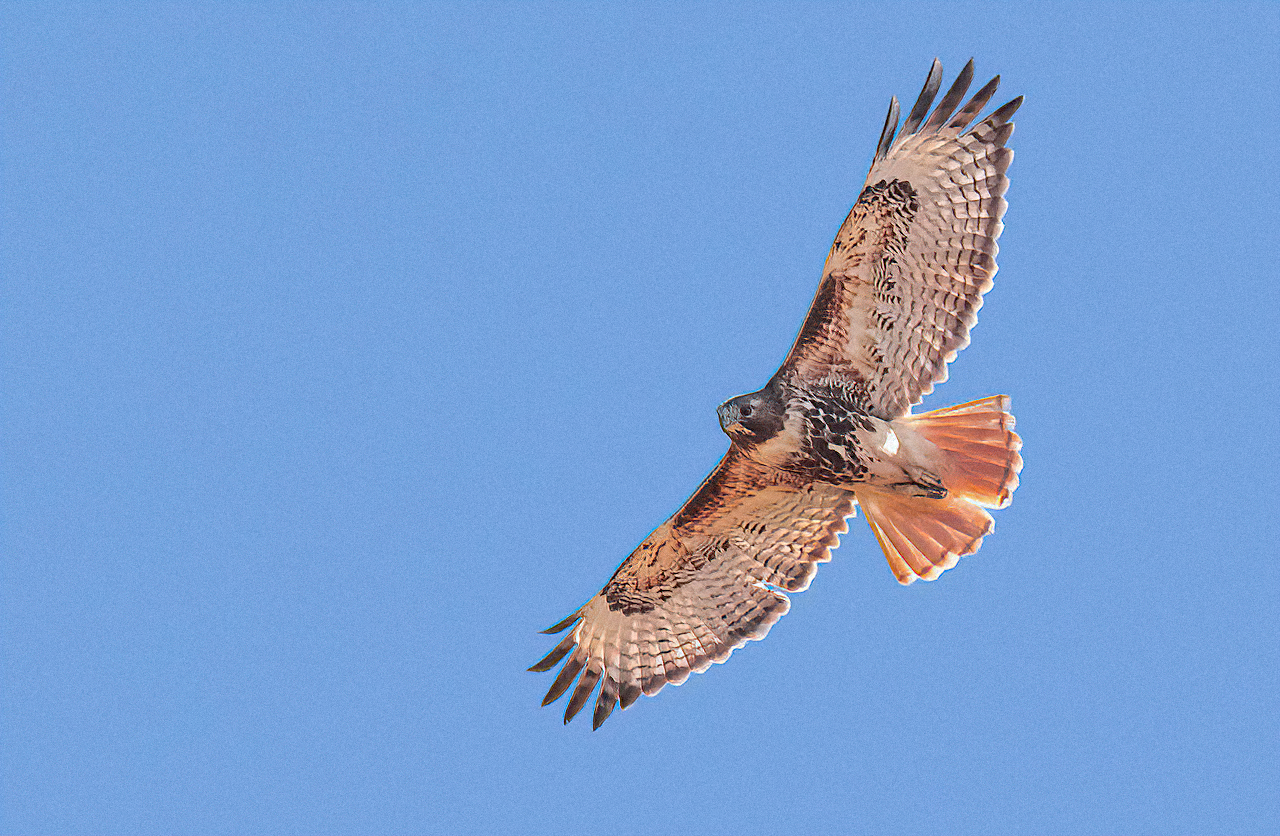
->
[[602, 539, 716, 615], [792, 278, 844, 361], [860, 179, 920, 222], [603, 575, 663, 615]]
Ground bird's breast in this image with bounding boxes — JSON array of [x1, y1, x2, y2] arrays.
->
[[799, 406, 879, 482]]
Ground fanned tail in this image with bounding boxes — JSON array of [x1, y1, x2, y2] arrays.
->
[[857, 395, 1022, 584], [901, 395, 1022, 508], [855, 488, 994, 584]]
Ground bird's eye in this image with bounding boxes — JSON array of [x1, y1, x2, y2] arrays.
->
[[740, 404, 754, 418]]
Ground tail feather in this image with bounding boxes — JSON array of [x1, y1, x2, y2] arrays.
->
[[901, 395, 1023, 508], [857, 395, 1020, 584], [856, 488, 995, 585], [875, 507, 947, 581]]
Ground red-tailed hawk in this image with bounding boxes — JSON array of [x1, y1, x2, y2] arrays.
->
[[532, 60, 1024, 729]]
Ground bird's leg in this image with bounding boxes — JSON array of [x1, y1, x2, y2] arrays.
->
[[889, 469, 947, 499]]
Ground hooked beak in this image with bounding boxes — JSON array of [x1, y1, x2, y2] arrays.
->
[[718, 404, 746, 436]]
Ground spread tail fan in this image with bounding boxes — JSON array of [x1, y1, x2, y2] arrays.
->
[[855, 488, 995, 584], [856, 395, 1022, 584], [901, 395, 1023, 509]]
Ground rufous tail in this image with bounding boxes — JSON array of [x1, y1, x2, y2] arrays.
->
[[901, 395, 1022, 508], [855, 489, 995, 584], [855, 396, 1022, 585]]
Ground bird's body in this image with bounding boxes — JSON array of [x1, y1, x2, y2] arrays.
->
[[532, 60, 1025, 729], [722, 378, 944, 497]]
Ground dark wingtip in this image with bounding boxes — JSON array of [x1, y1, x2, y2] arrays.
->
[[540, 611, 582, 634], [874, 96, 900, 162], [989, 95, 1024, 124], [901, 58, 944, 137], [528, 632, 576, 672], [592, 677, 619, 730], [563, 666, 601, 724], [948, 74, 1002, 132], [923, 58, 975, 133], [618, 680, 643, 710]]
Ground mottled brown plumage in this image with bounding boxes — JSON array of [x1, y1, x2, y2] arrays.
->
[[532, 60, 1024, 728]]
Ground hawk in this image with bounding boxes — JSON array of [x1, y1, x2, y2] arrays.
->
[[532, 59, 1024, 729]]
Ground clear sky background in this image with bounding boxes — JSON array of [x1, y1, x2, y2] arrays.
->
[[3, 4, 1278, 835]]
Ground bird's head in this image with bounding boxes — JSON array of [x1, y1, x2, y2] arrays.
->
[[717, 388, 785, 445]]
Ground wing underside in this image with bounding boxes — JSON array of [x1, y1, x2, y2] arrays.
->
[[531, 451, 855, 728], [783, 59, 1021, 419]]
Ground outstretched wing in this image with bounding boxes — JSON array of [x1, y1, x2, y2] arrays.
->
[[781, 59, 1021, 420], [530, 449, 855, 729]]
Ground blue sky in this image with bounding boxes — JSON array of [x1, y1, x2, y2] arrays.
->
[[3, 3, 1278, 834]]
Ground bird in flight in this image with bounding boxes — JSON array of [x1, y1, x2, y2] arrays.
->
[[532, 59, 1024, 729]]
